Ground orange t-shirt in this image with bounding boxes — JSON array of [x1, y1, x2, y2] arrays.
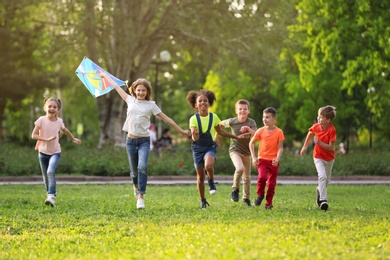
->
[[253, 126, 285, 161], [309, 122, 336, 161]]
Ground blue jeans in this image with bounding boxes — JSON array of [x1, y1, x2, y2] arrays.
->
[[38, 152, 61, 195], [126, 137, 150, 195]]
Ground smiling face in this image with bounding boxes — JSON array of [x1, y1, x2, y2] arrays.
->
[[134, 84, 148, 100], [44, 100, 60, 119], [235, 103, 249, 120], [195, 94, 210, 115]]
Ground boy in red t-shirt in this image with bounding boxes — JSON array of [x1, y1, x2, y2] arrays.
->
[[249, 107, 285, 209], [300, 105, 337, 211]]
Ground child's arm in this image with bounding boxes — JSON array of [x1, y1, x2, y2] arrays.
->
[[215, 124, 240, 139], [300, 132, 314, 156], [314, 137, 335, 152], [240, 126, 256, 138], [61, 127, 82, 145], [156, 112, 191, 137], [31, 125, 56, 142], [272, 140, 284, 166], [249, 137, 258, 167], [98, 71, 128, 101], [190, 126, 199, 142]]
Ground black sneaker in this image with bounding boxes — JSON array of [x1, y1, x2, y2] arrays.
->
[[208, 179, 217, 195], [231, 189, 239, 202], [243, 198, 252, 207], [254, 196, 264, 206], [200, 198, 210, 209], [320, 200, 328, 211], [265, 205, 273, 210], [316, 187, 320, 207]]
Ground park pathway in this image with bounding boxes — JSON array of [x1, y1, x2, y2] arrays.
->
[[1, 175, 390, 185]]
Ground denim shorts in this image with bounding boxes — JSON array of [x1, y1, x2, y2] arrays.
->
[[191, 142, 218, 169]]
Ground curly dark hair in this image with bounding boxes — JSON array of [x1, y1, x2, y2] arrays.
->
[[186, 89, 216, 109]]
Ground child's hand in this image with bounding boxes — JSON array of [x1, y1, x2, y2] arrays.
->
[[299, 147, 306, 156], [240, 126, 249, 132], [252, 157, 258, 167], [272, 158, 279, 166], [47, 136, 56, 141], [97, 70, 106, 78], [182, 130, 191, 137], [237, 133, 251, 139], [72, 138, 82, 145], [313, 136, 319, 144]]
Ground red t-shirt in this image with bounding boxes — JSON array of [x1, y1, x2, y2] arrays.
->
[[309, 122, 337, 161]]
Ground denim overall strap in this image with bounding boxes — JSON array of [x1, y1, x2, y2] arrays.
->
[[195, 112, 213, 134]]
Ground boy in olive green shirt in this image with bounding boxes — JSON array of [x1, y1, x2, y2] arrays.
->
[[219, 99, 257, 206]]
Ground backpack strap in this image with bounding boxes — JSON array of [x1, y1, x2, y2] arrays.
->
[[195, 112, 213, 134]]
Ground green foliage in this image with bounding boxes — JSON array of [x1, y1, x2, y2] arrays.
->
[[273, 0, 390, 145], [1, 142, 389, 177], [1, 185, 389, 259]]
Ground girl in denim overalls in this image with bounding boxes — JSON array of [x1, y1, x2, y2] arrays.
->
[[186, 90, 244, 209]]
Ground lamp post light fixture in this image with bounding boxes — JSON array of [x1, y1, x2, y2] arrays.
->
[[367, 86, 375, 149], [152, 50, 171, 137]]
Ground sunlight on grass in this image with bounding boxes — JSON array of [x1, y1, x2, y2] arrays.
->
[[1, 184, 389, 259]]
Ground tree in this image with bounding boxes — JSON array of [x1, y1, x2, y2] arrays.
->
[[0, 0, 50, 140], [75, 0, 289, 148], [272, 0, 390, 148]]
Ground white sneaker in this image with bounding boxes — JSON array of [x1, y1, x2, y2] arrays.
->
[[133, 186, 139, 199], [137, 198, 145, 209], [45, 194, 56, 207]]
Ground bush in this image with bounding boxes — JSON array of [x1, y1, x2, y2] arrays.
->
[[0, 142, 389, 177]]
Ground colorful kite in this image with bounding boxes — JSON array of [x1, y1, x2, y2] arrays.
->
[[75, 57, 126, 98]]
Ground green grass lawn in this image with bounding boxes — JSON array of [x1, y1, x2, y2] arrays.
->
[[1, 184, 389, 259]]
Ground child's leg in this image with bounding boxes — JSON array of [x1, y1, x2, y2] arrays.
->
[[46, 153, 61, 195], [242, 155, 252, 200], [136, 139, 151, 198], [265, 161, 279, 206], [204, 155, 216, 179], [126, 137, 139, 190], [196, 168, 206, 199], [314, 158, 329, 201], [229, 152, 245, 191], [325, 159, 334, 187], [38, 153, 50, 193], [256, 160, 268, 197]]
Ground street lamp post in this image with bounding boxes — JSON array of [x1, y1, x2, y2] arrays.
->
[[367, 86, 375, 149], [152, 50, 171, 138]]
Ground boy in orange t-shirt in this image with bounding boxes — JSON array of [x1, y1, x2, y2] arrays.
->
[[249, 107, 285, 209], [300, 105, 337, 211]]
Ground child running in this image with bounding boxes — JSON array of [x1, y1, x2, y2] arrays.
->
[[186, 90, 244, 209], [218, 99, 257, 206], [31, 98, 82, 207], [249, 107, 284, 210], [99, 72, 190, 209], [300, 105, 337, 211]]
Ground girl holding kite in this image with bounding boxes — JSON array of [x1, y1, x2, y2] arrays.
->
[[31, 98, 82, 207], [99, 72, 190, 210]]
